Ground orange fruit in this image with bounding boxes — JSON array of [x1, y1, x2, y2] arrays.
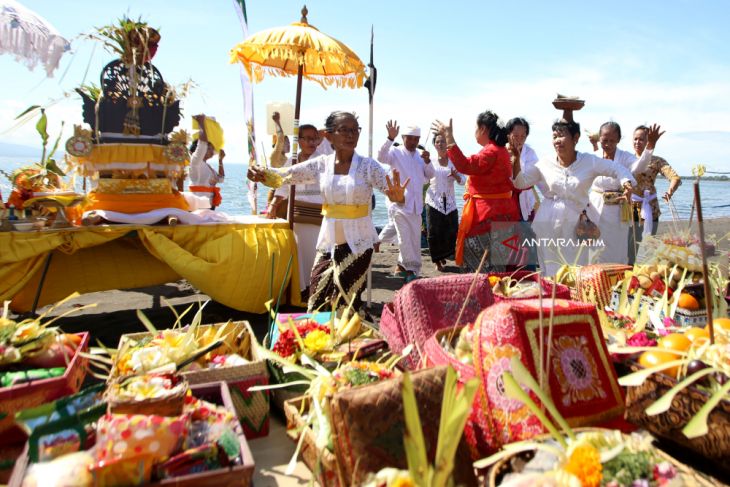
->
[[639, 349, 681, 378], [684, 327, 710, 344], [658, 333, 692, 352], [713, 318, 730, 332], [677, 293, 700, 310]]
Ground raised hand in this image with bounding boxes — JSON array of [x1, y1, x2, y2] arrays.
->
[[431, 118, 455, 146], [386, 120, 399, 140], [622, 181, 634, 201], [506, 142, 521, 161], [449, 167, 461, 182], [421, 149, 431, 164], [247, 165, 266, 182], [647, 123, 665, 150], [272, 111, 280, 123], [585, 129, 599, 151], [385, 169, 410, 204]]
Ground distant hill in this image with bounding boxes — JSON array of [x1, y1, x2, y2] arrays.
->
[[0, 141, 41, 158]]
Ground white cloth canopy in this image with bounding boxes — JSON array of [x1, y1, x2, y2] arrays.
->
[[0, 0, 69, 77]]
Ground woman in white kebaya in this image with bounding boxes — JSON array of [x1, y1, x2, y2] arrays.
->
[[425, 133, 463, 271], [511, 119, 635, 276], [587, 121, 663, 264], [248, 111, 408, 312]]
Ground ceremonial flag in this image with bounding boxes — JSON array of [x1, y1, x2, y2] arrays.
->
[[232, 0, 258, 214]]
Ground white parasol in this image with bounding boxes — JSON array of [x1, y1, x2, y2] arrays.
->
[[0, 0, 69, 77]]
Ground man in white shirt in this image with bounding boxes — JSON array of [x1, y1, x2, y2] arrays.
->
[[377, 121, 434, 282]]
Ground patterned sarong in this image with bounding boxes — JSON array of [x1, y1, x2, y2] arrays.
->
[[307, 244, 373, 312]]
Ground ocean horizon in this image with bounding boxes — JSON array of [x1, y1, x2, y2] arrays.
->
[[2, 157, 729, 226]]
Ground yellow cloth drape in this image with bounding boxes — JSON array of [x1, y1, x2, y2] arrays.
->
[[320, 204, 369, 219], [67, 144, 189, 166], [1, 222, 301, 313], [84, 192, 190, 213]]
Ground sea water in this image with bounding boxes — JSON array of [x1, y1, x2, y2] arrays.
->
[[2, 157, 728, 225]]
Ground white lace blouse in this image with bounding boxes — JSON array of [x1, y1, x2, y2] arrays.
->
[[275, 152, 390, 255], [425, 160, 463, 214]]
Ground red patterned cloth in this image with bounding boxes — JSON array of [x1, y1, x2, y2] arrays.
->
[[471, 299, 625, 454]]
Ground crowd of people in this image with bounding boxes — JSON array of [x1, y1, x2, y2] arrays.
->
[[242, 107, 680, 313]]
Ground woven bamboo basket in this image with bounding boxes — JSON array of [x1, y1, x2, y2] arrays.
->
[[328, 366, 477, 486], [115, 321, 270, 438], [485, 427, 718, 487], [106, 374, 188, 417], [625, 362, 730, 463], [283, 395, 343, 487]]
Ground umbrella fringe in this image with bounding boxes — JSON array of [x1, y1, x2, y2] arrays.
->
[[230, 44, 365, 89]]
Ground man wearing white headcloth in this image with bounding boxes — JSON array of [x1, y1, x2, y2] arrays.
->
[[378, 120, 434, 282]]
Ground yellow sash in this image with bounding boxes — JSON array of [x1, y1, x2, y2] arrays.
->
[[321, 204, 369, 219]]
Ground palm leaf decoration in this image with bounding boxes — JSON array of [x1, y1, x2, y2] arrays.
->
[[400, 366, 478, 487]]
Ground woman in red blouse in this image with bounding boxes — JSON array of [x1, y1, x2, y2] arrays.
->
[[432, 111, 520, 272]]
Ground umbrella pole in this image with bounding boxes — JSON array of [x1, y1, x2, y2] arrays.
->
[[366, 26, 375, 309], [287, 64, 304, 230], [366, 74, 375, 308]]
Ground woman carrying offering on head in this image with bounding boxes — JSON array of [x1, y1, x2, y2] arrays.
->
[[248, 111, 409, 312], [425, 133, 463, 271], [586, 121, 663, 264], [511, 119, 635, 276], [189, 114, 225, 210], [432, 110, 520, 273], [628, 125, 681, 264]]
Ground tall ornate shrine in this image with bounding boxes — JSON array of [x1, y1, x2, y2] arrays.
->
[[66, 20, 190, 214]]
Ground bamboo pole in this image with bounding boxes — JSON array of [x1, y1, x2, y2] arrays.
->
[[694, 182, 714, 344]]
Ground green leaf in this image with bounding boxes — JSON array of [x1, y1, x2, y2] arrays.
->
[[617, 359, 687, 387], [136, 309, 158, 334], [35, 109, 48, 144], [15, 105, 41, 120], [646, 367, 720, 416], [509, 356, 575, 442], [44, 158, 66, 177], [682, 381, 730, 438], [503, 371, 567, 449], [46, 121, 65, 164], [402, 372, 429, 487], [433, 368, 479, 487]]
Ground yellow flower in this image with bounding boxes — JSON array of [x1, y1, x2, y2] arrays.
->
[[302, 329, 332, 353], [563, 444, 602, 487], [391, 477, 414, 487]]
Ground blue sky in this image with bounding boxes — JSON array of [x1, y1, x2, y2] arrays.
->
[[1, 0, 729, 175]]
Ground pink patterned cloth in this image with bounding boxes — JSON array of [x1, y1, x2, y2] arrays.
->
[[471, 299, 625, 455], [379, 274, 495, 369]]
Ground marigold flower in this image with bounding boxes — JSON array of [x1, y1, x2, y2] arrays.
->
[[563, 444, 602, 487]]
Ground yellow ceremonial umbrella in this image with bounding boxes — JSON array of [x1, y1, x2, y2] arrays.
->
[[230, 5, 366, 226]]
